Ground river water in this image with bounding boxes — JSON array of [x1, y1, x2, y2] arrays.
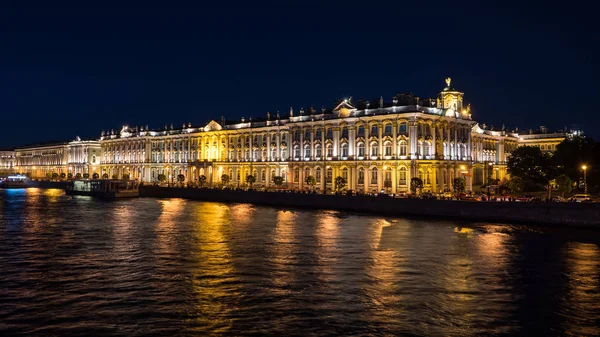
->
[[1, 188, 599, 336]]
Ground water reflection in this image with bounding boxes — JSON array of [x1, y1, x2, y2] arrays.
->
[[562, 242, 600, 336], [1, 189, 600, 336]]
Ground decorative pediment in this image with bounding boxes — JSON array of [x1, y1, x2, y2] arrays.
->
[[204, 120, 223, 132], [333, 100, 356, 118]]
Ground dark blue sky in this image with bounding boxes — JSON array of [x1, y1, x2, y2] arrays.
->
[[1, 1, 598, 147]]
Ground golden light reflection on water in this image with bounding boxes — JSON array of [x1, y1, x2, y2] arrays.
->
[[271, 210, 298, 291], [563, 242, 600, 336], [315, 210, 340, 283], [188, 202, 237, 335], [155, 199, 186, 255]]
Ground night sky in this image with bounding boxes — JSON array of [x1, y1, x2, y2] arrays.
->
[[1, 1, 598, 147]]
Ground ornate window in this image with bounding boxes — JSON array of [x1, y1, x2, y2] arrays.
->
[[261, 169, 266, 182], [341, 143, 348, 157], [399, 122, 407, 135], [294, 168, 300, 182], [304, 145, 311, 158], [304, 168, 310, 180], [399, 167, 407, 185], [326, 129, 333, 139], [370, 125, 378, 136], [358, 168, 364, 184], [399, 141, 407, 156], [342, 167, 348, 180], [341, 127, 348, 139], [293, 145, 300, 159], [315, 167, 321, 181], [370, 142, 378, 157], [326, 144, 333, 157], [371, 167, 378, 185], [315, 144, 322, 157], [357, 143, 365, 157], [384, 124, 392, 135], [358, 126, 365, 137], [326, 167, 333, 183], [384, 142, 392, 156]]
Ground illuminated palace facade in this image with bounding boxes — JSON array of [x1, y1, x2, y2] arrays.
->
[[96, 79, 575, 193], [14, 138, 101, 178]]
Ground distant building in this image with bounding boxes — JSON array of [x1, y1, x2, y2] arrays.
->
[[0, 149, 16, 176], [14, 138, 101, 178]]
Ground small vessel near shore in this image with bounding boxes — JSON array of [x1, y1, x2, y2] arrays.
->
[[65, 179, 139, 199], [0, 175, 29, 188]]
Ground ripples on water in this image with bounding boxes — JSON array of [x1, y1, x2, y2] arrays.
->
[[0, 188, 599, 336]]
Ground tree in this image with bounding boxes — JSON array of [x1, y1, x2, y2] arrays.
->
[[102, 173, 109, 179], [453, 177, 466, 194], [75, 173, 82, 179], [59, 172, 66, 180], [246, 174, 256, 187], [508, 146, 555, 186], [305, 175, 317, 191], [67, 173, 73, 179], [157, 174, 167, 184], [46, 172, 52, 180], [91, 173, 98, 179], [219, 174, 229, 186], [498, 177, 510, 194], [272, 176, 284, 188], [509, 176, 524, 195], [51, 172, 59, 180], [25, 172, 31, 179], [555, 174, 572, 198], [410, 177, 423, 194], [83, 173, 90, 179], [334, 176, 347, 193], [176, 174, 185, 185], [199, 174, 208, 187], [122, 173, 130, 180], [111, 174, 118, 179]]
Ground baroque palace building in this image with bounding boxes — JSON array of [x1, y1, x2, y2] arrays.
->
[[95, 78, 577, 194]]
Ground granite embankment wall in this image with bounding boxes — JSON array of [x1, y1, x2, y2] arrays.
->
[[140, 186, 600, 228]]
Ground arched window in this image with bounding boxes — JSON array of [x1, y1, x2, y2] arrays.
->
[[315, 144, 322, 157], [315, 167, 321, 181], [358, 168, 364, 184], [357, 143, 365, 157], [384, 142, 392, 156], [326, 167, 333, 183], [304, 145, 311, 158], [341, 143, 348, 157], [271, 169, 275, 180], [342, 167, 348, 180], [384, 124, 392, 135], [261, 169, 266, 181], [399, 122, 407, 135], [294, 167, 300, 182], [293, 145, 300, 159], [304, 168, 310, 180], [326, 143, 333, 157], [399, 141, 407, 156], [399, 167, 407, 185], [370, 167, 378, 184], [253, 149, 259, 161], [341, 127, 348, 139], [370, 142, 378, 157], [271, 148, 277, 161], [358, 126, 365, 137], [262, 149, 267, 160]]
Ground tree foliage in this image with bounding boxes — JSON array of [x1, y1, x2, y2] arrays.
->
[[272, 176, 284, 187], [176, 174, 185, 182], [508, 176, 524, 195], [102, 173, 109, 179], [507, 146, 555, 186], [122, 173, 130, 180], [453, 177, 466, 194], [246, 174, 256, 187], [334, 176, 347, 192], [91, 173, 98, 179], [555, 174, 572, 197], [305, 175, 317, 189], [200, 174, 208, 187], [157, 173, 166, 183], [83, 173, 90, 179], [410, 177, 423, 194]]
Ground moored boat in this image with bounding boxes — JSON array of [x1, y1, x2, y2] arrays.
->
[[0, 175, 29, 188], [65, 179, 139, 199]]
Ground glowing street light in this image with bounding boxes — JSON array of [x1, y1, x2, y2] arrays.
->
[[582, 165, 588, 194]]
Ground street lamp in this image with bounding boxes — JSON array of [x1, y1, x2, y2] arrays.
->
[[582, 165, 588, 194]]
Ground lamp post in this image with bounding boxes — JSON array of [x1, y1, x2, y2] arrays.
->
[[582, 165, 588, 194]]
